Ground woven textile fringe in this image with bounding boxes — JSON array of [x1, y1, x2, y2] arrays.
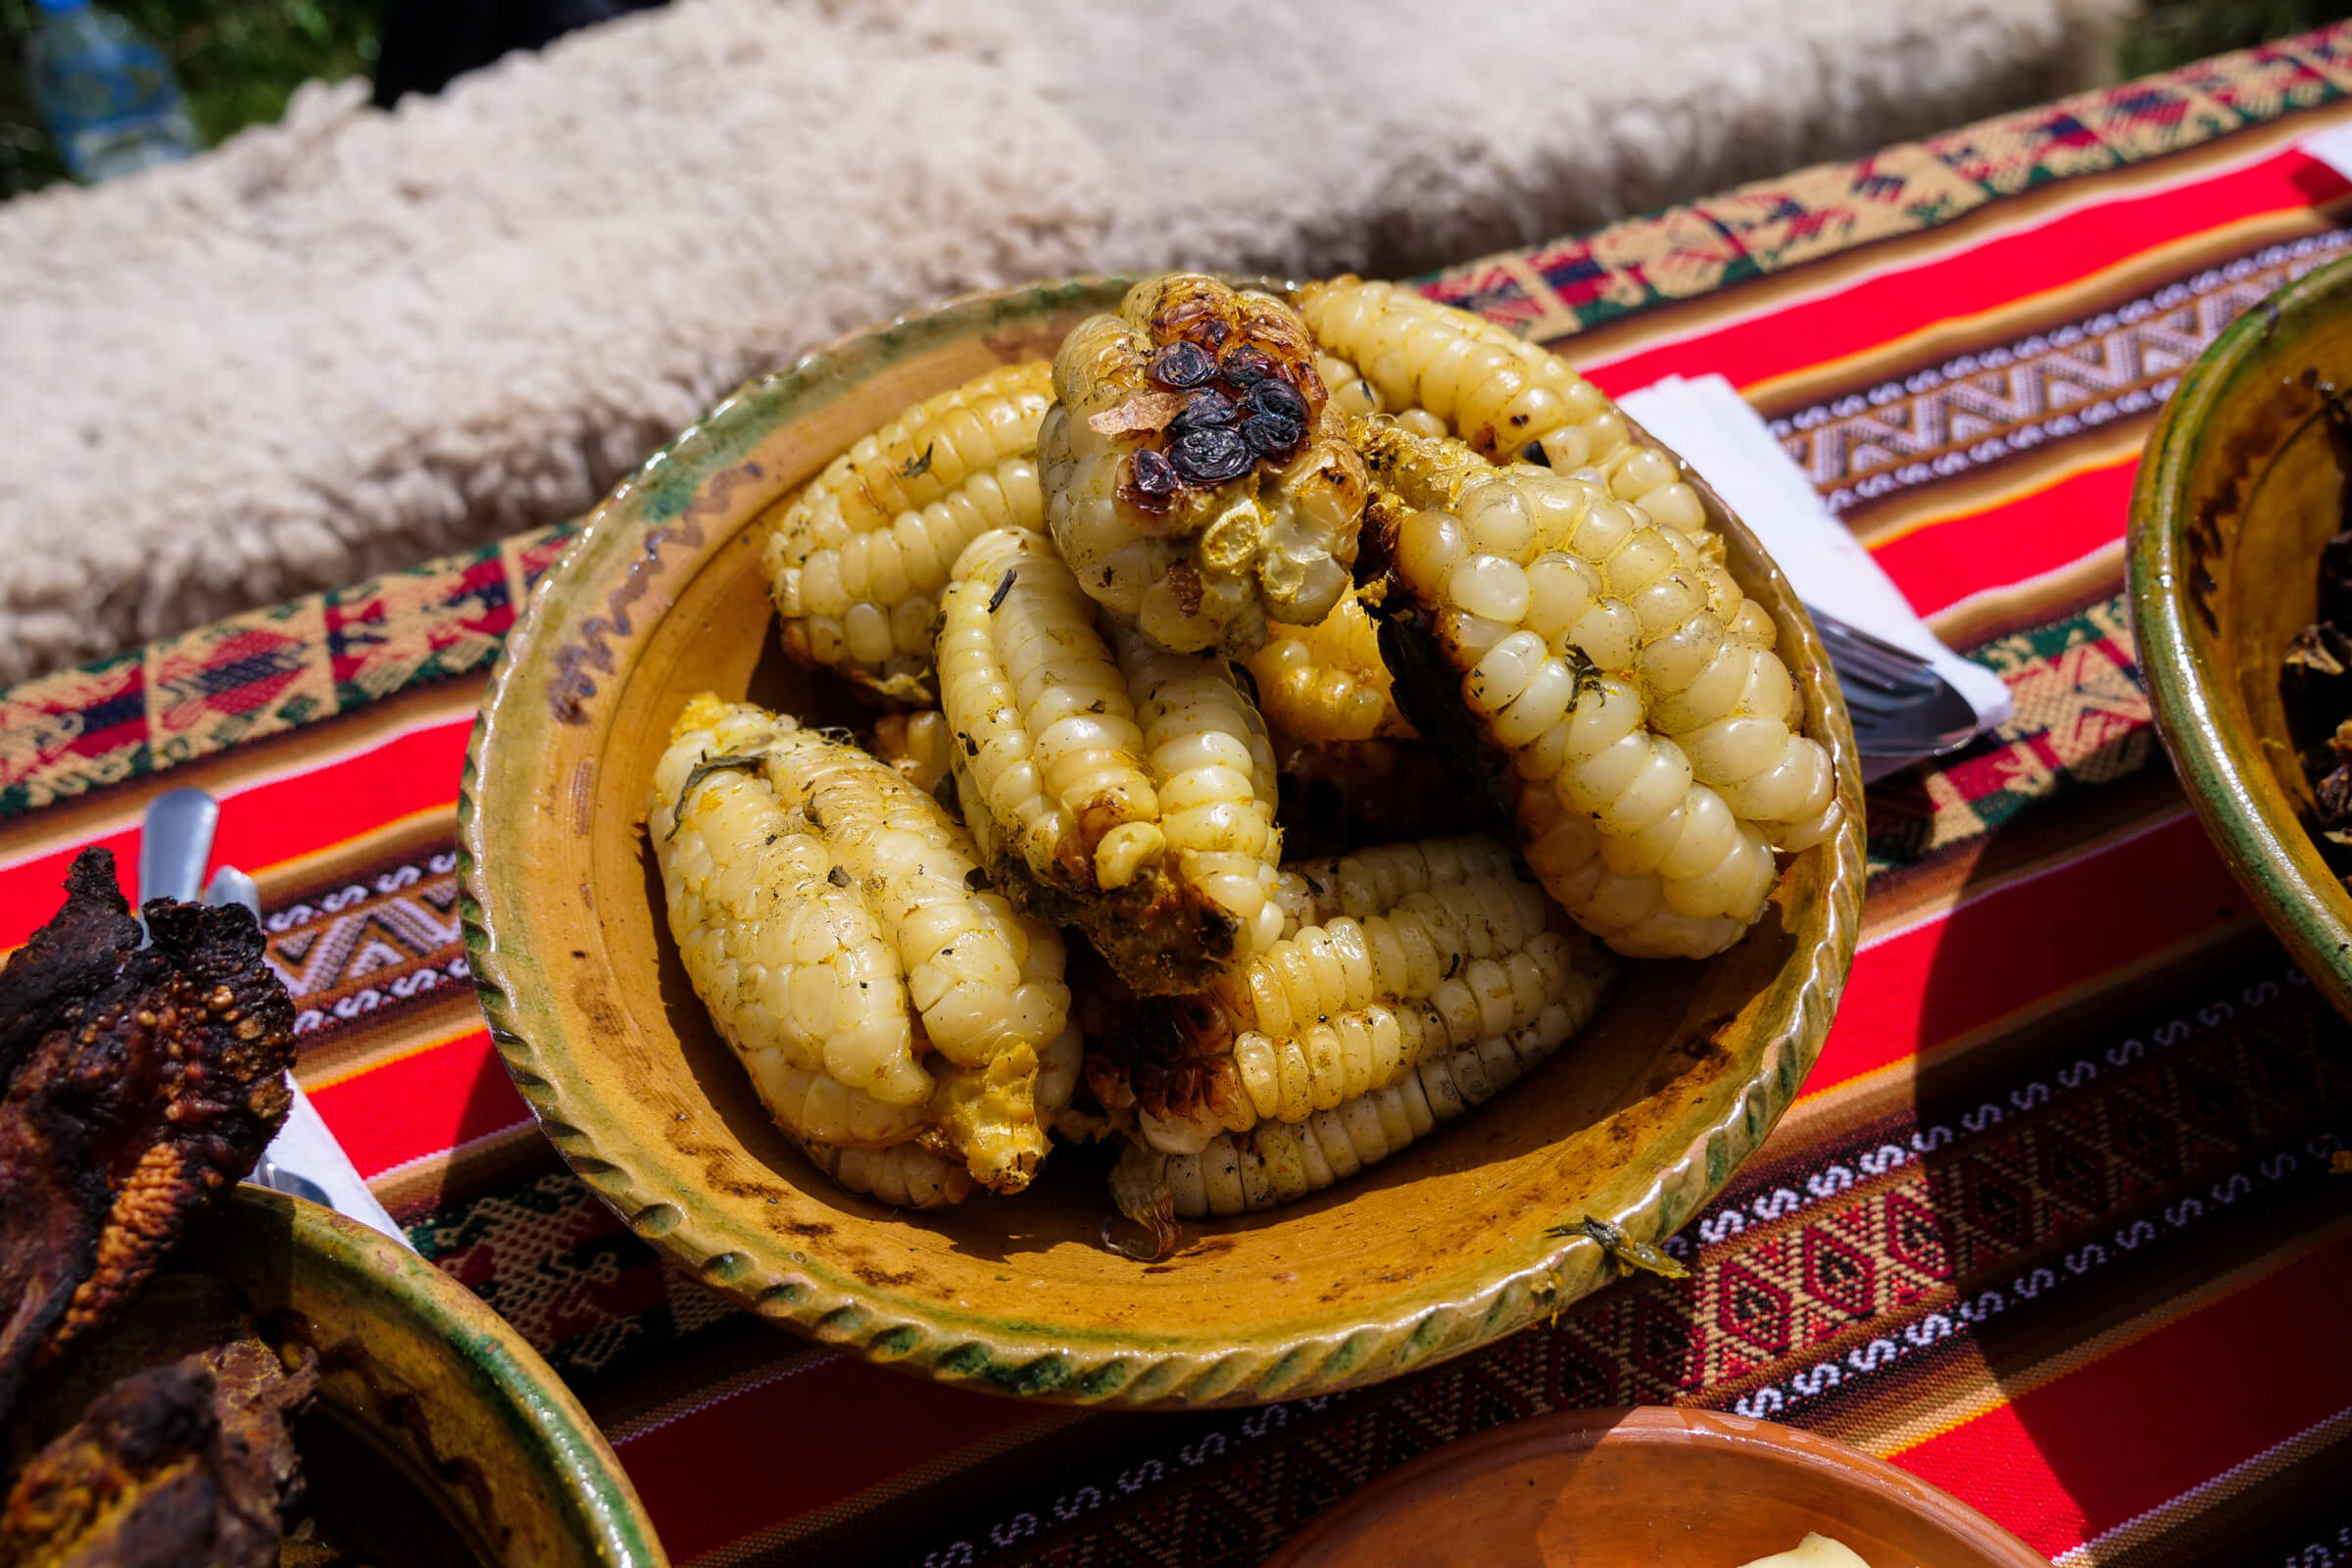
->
[[0, 0, 2131, 683]]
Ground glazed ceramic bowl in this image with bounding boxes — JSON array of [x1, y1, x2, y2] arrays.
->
[[459, 278, 1864, 1409], [2131, 255, 2352, 1019], [210, 1186, 664, 1566], [1259, 1407, 2045, 1567]]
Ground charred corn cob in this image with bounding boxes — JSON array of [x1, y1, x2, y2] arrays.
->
[[1355, 422, 1838, 958], [871, 710, 955, 797], [1244, 588, 1414, 744], [650, 694, 1072, 1197], [1093, 854, 1616, 1249], [764, 362, 1054, 702], [936, 528, 1286, 995], [1092, 845, 1606, 1159], [1271, 738, 1458, 861], [1039, 273, 1371, 657], [1301, 277, 1709, 537]]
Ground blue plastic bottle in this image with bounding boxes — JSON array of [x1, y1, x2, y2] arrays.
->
[[24, 0, 199, 183]]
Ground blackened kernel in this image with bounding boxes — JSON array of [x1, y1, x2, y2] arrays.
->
[[1149, 341, 1217, 390], [1244, 378, 1306, 422], [1219, 346, 1278, 386], [1129, 447, 1180, 497], [1169, 389, 1238, 435], [1169, 427, 1252, 484], [1241, 413, 1303, 458]]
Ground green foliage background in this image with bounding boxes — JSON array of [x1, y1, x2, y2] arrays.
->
[[0, 0, 375, 197], [1, 1, 2351, 201]]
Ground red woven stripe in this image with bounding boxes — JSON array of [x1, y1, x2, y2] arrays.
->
[[615, 1357, 1043, 1563], [1873, 458, 2140, 618], [1893, 1225, 2352, 1559], [1808, 812, 2246, 1098], [0, 714, 472, 950], [307, 1027, 529, 1179], [1583, 146, 2348, 396]]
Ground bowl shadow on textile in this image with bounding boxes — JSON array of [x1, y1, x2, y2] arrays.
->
[[633, 626, 1791, 1269], [1881, 721, 2335, 1554]]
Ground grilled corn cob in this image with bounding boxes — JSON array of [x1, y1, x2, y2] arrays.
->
[[1269, 835, 1519, 935], [1093, 856, 1616, 1249], [804, 1142, 971, 1209], [1300, 277, 1707, 536], [1355, 421, 1838, 958], [1039, 273, 1370, 657], [1243, 588, 1414, 745], [650, 694, 1072, 1197], [937, 528, 1285, 995], [871, 710, 955, 797], [1092, 844, 1605, 1157], [764, 362, 1054, 702]]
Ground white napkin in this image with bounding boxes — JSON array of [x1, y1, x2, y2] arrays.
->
[[269, 1080, 416, 1250], [1614, 373, 2014, 774], [2298, 122, 2352, 183]]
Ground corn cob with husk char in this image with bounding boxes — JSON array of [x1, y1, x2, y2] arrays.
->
[[1301, 277, 1712, 538], [650, 694, 1077, 1202], [763, 362, 1054, 704], [1095, 836, 1616, 1254], [936, 527, 1287, 996], [1039, 274, 1371, 658], [1353, 421, 1838, 959]]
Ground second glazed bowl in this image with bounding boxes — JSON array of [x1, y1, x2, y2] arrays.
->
[[2132, 253, 2352, 1019], [458, 277, 1865, 1409]]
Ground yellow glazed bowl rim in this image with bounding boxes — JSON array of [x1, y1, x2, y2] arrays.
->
[[2128, 253, 2352, 1018], [457, 277, 1865, 1408]]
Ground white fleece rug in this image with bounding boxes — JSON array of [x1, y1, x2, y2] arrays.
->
[[0, 0, 2131, 682]]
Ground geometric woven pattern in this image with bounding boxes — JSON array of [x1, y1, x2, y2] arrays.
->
[[1776, 230, 2352, 514]]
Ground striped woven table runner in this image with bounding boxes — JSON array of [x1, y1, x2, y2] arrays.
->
[[9, 25, 2352, 1567]]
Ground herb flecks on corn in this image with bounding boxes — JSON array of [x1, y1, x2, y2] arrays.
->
[[1092, 844, 1607, 1164], [764, 362, 1054, 703], [650, 694, 1071, 1197], [1093, 845, 1617, 1250], [1301, 277, 1709, 538], [936, 529, 1286, 996], [1039, 274, 1370, 657], [1354, 420, 1837, 958]]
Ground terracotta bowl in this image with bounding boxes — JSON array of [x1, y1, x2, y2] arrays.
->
[[1259, 1407, 2046, 1568], [209, 1186, 663, 1565], [2131, 255, 2352, 1019], [459, 278, 1865, 1409]]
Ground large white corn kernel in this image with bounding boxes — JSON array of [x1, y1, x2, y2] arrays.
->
[[1355, 420, 1840, 960]]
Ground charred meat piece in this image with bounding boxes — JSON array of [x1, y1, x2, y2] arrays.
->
[[0, 849, 297, 1423], [0, 852, 138, 1088], [0, 1301, 313, 1568]]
